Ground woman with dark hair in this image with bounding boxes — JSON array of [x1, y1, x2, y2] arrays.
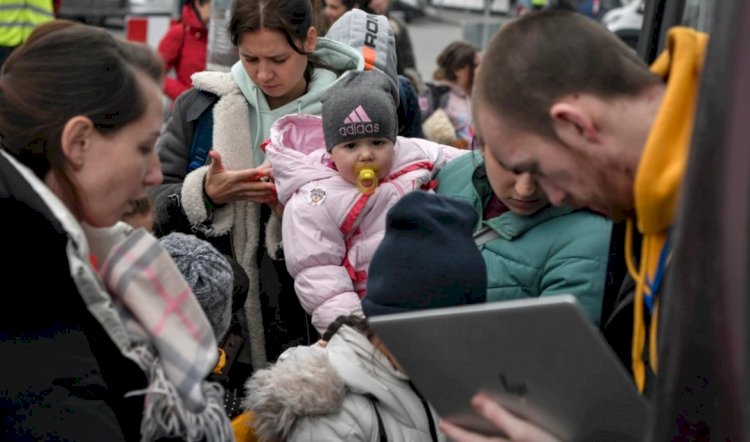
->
[[150, 0, 365, 374], [421, 41, 481, 148], [0, 21, 231, 440]]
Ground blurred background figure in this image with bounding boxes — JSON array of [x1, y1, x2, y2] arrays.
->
[[308, 0, 331, 36], [157, 0, 211, 102], [516, 0, 625, 20], [362, 0, 419, 84], [0, 0, 54, 66], [324, 0, 361, 26], [420, 40, 480, 148]]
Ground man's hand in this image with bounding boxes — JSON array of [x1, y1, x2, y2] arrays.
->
[[204, 151, 276, 205], [440, 394, 561, 442]]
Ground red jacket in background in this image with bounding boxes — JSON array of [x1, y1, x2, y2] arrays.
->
[[157, 4, 208, 101]]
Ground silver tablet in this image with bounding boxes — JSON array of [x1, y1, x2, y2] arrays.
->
[[368, 295, 650, 441]]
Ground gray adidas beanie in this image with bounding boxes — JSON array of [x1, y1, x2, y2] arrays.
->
[[160, 233, 234, 342], [322, 70, 398, 152]]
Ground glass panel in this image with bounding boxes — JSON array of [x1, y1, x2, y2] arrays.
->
[[681, 0, 714, 32]]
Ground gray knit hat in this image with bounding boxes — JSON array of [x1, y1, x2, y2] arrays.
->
[[160, 233, 234, 342], [322, 70, 398, 152]]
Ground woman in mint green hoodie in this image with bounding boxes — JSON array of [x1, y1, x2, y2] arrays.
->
[[150, 0, 366, 375], [436, 137, 612, 324]]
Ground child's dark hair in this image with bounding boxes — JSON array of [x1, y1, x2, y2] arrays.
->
[[122, 195, 154, 220], [322, 314, 373, 341]]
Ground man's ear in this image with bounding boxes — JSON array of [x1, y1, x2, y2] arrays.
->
[[304, 26, 318, 54], [549, 101, 601, 152], [60, 116, 95, 170]]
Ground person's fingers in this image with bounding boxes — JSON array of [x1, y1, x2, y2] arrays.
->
[[440, 420, 504, 442], [472, 395, 559, 442], [237, 169, 267, 182], [207, 150, 225, 174], [253, 195, 277, 204], [236, 164, 277, 183], [472, 394, 513, 426], [241, 189, 276, 204], [243, 181, 276, 192]]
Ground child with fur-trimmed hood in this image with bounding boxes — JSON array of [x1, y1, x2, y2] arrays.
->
[[244, 315, 444, 441]]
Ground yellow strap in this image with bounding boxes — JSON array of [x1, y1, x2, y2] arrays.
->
[[626, 219, 648, 393], [212, 348, 227, 375], [624, 220, 643, 286], [649, 301, 659, 373], [232, 411, 259, 442]]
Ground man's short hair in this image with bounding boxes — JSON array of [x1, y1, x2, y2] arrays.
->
[[475, 11, 661, 140]]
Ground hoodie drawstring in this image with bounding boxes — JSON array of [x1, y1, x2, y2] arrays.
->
[[252, 87, 263, 154], [626, 218, 670, 393]]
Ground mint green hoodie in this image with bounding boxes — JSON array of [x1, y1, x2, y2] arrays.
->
[[231, 37, 363, 163]]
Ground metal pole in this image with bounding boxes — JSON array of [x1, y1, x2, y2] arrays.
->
[[482, 0, 492, 48]]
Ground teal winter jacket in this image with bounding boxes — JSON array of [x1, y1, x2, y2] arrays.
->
[[436, 153, 612, 324]]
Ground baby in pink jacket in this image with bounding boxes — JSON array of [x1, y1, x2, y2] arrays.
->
[[265, 70, 466, 334]]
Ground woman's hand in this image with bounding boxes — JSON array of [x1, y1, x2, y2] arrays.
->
[[440, 394, 561, 442], [203, 151, 276, 205]]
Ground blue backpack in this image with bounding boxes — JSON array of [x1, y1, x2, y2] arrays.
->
[[187, 103, 215, 172], [417, 82, 451, 122]]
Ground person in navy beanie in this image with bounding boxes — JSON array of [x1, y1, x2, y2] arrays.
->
[[362, 191, 487, 317]]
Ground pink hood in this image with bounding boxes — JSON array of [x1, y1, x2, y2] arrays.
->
[[266, 114, 337, 205]]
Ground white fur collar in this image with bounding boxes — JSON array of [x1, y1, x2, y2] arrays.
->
[[244, 344, 345, 441], [190, 71, 240, 97]]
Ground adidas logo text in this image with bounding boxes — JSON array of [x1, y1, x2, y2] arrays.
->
[[339, 123, 380, 136]]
